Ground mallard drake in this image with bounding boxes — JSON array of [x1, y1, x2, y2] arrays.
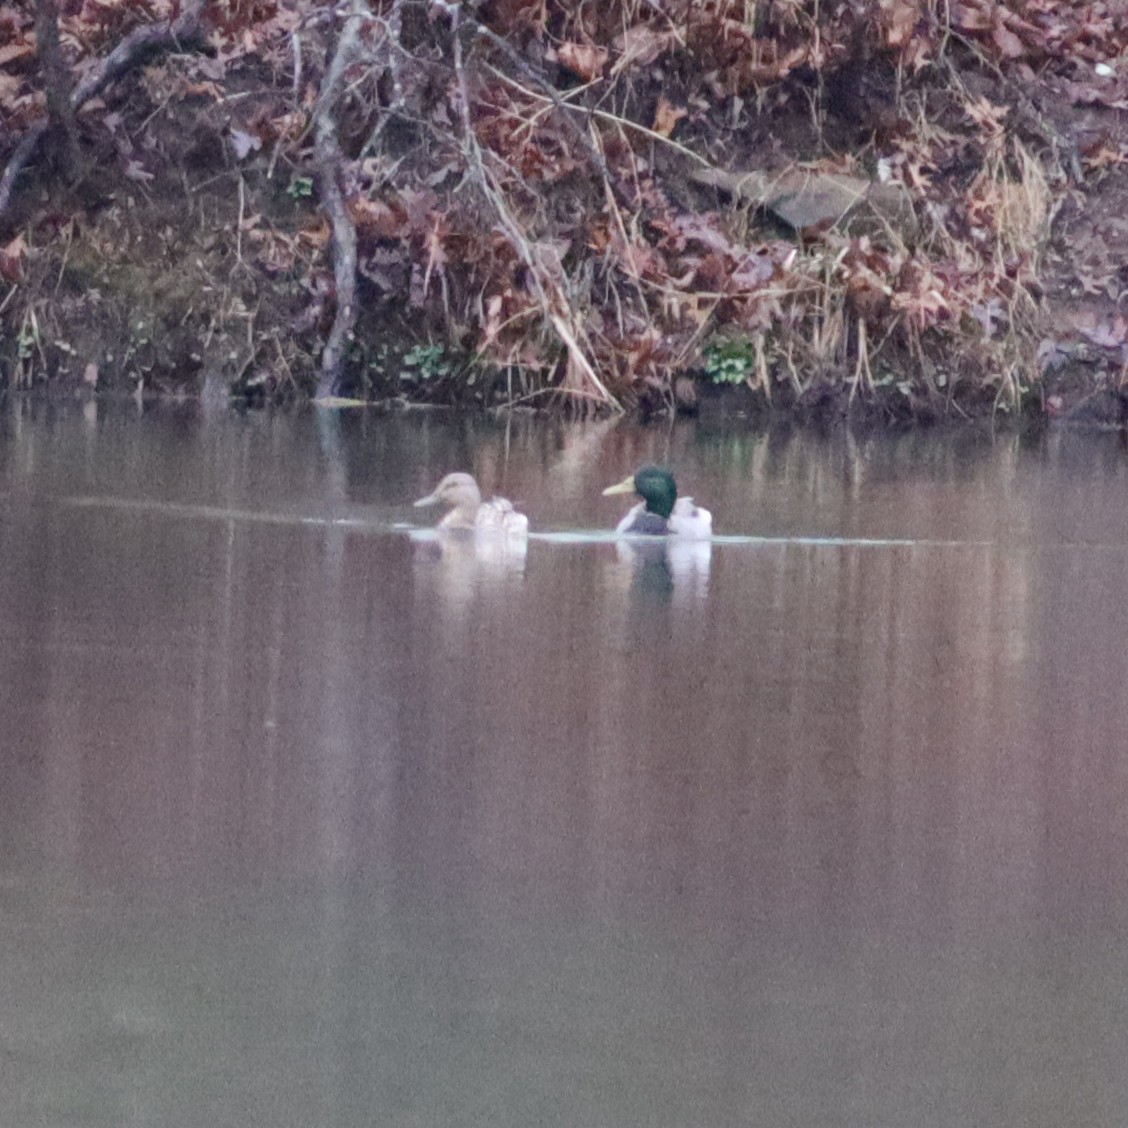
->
[[602, 465, 713, 539], [414, 472, 529, 535]]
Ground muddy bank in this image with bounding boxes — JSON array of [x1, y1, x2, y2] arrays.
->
[[2, 4, 1128, 423]]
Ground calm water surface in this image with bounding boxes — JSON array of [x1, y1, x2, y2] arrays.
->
[[2, 402, 1128, 1127]]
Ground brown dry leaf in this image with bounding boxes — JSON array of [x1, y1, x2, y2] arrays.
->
[[964, 96, 1009, 138], [184, 81, 223, 99], [298, 217, 331, 250], [613, 25, 676, 69], [482, 293, 505, 348], [652, 97, 687, 138], [721, 43, 807, 89], [880, 0, 919, 48], [268, 111, 307, 141], [1082, 142, 1128, 173], [952, 1, 992, 31], [587, 221, 612, 254], [0, 232, 26, 281], [992, 21, 1027, 58], [847, 267, 891, 321], [254, 232, 297, 274], [610, 237, 664, 281], [554, 41, 608, 82], [350, 197, 407, 240], [892, 275, 951, 330], [0, 41, 33, 67], [423, 219, 449, 275]]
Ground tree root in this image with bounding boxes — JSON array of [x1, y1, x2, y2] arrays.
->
[[0, 0, 207, 226]]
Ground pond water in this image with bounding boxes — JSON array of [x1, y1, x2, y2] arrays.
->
[[2, 400, 1128, 1127]]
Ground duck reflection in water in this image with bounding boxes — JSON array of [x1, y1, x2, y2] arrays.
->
[[613, 535, 712, 601], [602, 464, 712, 600]]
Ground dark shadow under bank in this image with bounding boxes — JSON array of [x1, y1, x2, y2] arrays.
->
[[5, 363, 1128, 434], [689, 372, 1128, 433]]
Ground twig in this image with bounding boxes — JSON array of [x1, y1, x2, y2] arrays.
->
[[432, 0, 625, 195], [312, 0, 368, 399], [445, 2, 620, 410], [494, 384, 620, 411], [483, 62, 713, 168], [235, 175, 246, 268]]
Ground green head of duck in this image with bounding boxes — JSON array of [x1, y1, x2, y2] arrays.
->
[[602, 465, 712, 539]]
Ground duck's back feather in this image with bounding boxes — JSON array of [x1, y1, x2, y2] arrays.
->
[[616, 502, 670, 536], [669, 497, 713, 539]]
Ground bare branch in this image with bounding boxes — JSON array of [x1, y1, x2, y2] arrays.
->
[[312, 0, 370, 399], [34, 0, 80, 181]]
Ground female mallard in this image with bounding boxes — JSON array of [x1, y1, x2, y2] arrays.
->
[[602, 465, 712, 539], [414, 472, 529, 535]]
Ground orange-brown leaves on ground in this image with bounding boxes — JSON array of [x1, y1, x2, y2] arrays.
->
[[844, 249, 895, 324], [184, 80, 223, 100], [0, 72, 22, 105], [553, 41, 608, 82], [878, 0, 919, 49], [0, 232, 25, 281], [991, 21, 1028, 60], [963, 96, 1009, 142], [208, 0, 278, 36], [1081, 139, 1128, 175], [351, 197, 410, 242], [479, 287, 540, 360], [0, 5, 30, 36], [606, 235, 666, 284], [612, 25, 677, 69], [892, 263, 953, 332], [480, 0, 546, 36], [297, 217, 331, 252], [652, 97, 686, 138], [0, 41, 33, 69], [713, 42, 808, 93], [423, 213, 450, 274], [3, 0, 1128, 408]]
